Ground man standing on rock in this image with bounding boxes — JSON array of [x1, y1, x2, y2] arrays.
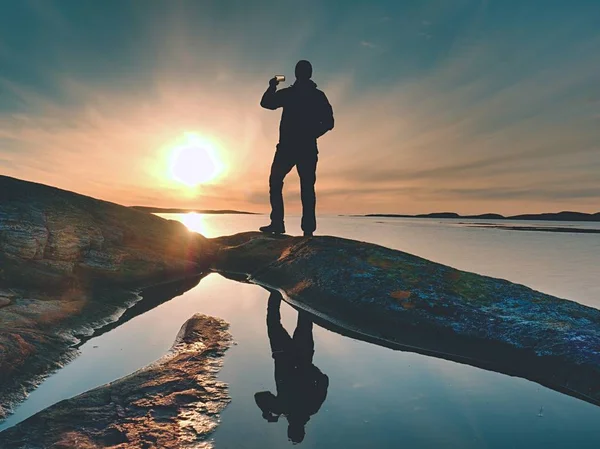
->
[[259, 60, 334, 237]]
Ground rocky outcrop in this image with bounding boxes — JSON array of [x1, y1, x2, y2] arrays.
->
[[0, 175, 215, 419], [0, 175, 214, 288], [2, 173, 600, 442], [0, 314, 232, 449], [212, 232, 600, 407]]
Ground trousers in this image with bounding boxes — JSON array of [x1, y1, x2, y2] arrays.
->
[[269, 144, 318, 233]]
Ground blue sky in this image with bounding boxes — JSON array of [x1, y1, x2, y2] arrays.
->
[[0, 0, 599, 214]]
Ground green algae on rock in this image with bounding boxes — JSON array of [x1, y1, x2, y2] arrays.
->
[[0, 314, 232, 449], [212, 232, 600, 407]]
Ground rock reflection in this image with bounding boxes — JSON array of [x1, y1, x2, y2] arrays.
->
[[255, 291, 329, 444]]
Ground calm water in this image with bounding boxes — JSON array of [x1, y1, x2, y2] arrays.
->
[[1, 214, 600, 448]]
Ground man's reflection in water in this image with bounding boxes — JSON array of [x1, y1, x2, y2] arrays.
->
[[255, 291, 329, 444]]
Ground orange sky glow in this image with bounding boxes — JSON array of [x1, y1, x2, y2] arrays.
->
[[1, 1, 598, 215]]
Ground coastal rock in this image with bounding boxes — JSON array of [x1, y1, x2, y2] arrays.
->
[[212, 232, 600, 407], [0, 314, 232, 449], [0, 297, 9, 308], [0, 175, 214, 288], [0, 276, 206, 421], [2, 172, 600, 439], [0, 175, 215, 419]]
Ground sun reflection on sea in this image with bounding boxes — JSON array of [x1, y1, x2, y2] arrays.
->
[[157, 212, 209, 235], [179, 213, 209, 235]]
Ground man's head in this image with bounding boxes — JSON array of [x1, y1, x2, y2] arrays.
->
[[295, 60, 313, 81]]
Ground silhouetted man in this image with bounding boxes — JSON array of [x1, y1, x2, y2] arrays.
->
[[254, 291, 329, 444], [259, 60, 334, 237]]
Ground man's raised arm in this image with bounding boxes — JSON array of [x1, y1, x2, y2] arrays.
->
[[260, 78, 285, 110]]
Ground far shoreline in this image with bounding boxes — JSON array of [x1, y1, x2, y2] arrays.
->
[[132, 206, 259, 215], [347, 211, 600, 222], [134, 206, 600, 222]]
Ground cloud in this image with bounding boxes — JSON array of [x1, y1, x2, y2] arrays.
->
[[1, 0, 598, 215], [360, 40, 379, 49]]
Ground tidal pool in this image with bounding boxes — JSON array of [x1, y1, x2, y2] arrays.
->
[[2, 214, 599, 448]]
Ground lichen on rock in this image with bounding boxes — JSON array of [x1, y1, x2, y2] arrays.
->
[[212, 232, 600, 407]]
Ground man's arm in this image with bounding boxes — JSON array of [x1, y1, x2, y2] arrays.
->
[[314, 92, 334, 138], [307, 370, 329, 416], [260, 78, 285, 110]]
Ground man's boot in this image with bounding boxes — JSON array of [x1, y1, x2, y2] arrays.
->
[[259, 223, 286, 234]]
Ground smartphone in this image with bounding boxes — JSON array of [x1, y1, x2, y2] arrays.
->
[[275, 75, 285, 83]]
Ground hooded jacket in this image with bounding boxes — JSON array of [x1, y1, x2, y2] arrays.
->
[[261, 79, 334, 147]]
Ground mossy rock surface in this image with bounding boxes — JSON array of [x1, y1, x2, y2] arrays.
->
[[212, 232, 600, 407]]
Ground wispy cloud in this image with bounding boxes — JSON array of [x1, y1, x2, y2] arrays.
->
[[0, 0, 599, 215], [360, 40, 379, 49]]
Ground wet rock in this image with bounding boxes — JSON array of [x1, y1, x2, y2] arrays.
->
[[212, 232, 600, 407], [0, 314, 232, 449], [0, 175, 216, 419]]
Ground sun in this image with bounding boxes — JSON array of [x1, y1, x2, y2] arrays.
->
[[169, 133, 223, 187]]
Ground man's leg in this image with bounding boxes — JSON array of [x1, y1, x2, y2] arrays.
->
[[292, 311, 315, 365], [262, 291, 292, 418], [268, 146, 295, 229], [296, 151, 318, 235], [267, 291, 293, 355]]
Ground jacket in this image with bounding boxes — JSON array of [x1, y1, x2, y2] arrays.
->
[[260, 79, 334, 146]]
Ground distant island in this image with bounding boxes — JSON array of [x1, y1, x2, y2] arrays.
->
[[132, 206, 258, 215], [358, 211, 600, 222]]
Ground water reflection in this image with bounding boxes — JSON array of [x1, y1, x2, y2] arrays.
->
[[74, 274, 207, 348], [255, 291, 329, 444], [3, 272, 600, 447]]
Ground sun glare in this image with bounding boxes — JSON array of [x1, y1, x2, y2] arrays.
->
[[169, 133, 223, 187], [177, 212, 209, 235]]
